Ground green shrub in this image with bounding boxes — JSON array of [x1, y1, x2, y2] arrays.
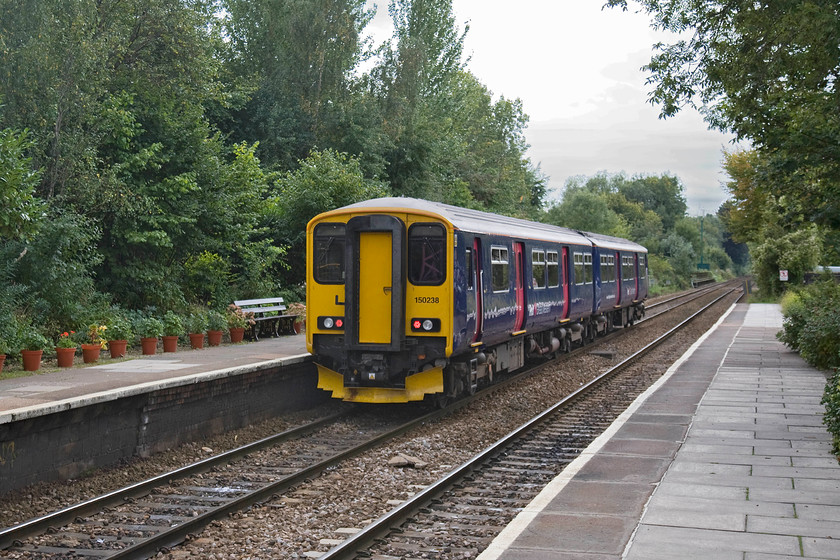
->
[[135, 315, 164, 339], [184, 311, 208, 334], [778, 280, 840, 456], [107, 312, 134, 341], [162, 311, 184, 337], [823, 366, 840, 455], [207, 310, 227, 331], [20, 328, 49, 351]]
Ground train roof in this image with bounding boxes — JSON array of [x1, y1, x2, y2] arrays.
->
[[580, 231, 648, 253], [329, 198, 648, 253]]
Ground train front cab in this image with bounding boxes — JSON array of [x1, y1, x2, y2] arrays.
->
[[306, 208, 454, 403]]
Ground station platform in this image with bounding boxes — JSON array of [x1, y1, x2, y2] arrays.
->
[[479, 303, 840, 560], [0, 334, 310, 422]]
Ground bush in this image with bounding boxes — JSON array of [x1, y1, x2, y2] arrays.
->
[[778, 280, 840, 456], [107, 312, 134, 341], [20, 328, 49, 351], [184, 311, 208, 334], [162, 311, 184, 337], [207, 310, 227, 331], [135, 315, 164, 339], [824, 367, 840, 455]]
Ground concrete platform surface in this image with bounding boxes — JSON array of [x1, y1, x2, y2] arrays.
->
[[479, 303, 840, 560], [0, 335, 310, 423]]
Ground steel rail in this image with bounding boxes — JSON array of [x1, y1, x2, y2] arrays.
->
[[319, 286, 739, 559], [0, 410, 350, 550]]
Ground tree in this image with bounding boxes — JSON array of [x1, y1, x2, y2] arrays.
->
[[617, 174, 687, 231], [545, 186, 629, 237], [0, 125, 43, 241], [221, 0, 372, 168], [606, 0, 840, 229], [751, 225, 822, 297]]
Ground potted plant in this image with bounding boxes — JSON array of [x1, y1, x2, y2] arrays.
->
[[107, 315, 133, 358], [288, 302, 306, 334], [20, 328, 49, 371], [226, 304, 253, 343], [185, 312, 208, 349], [206, 310, 226, 346], [55, 330, 77, 367], [83, 324, 108, 363], [137, 316, 164, 355], [162, 311, 183, 352]]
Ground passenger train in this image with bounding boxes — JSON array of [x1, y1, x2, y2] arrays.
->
[[305, 197, 648, 404]]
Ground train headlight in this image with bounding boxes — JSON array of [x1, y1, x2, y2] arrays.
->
[[318, 316, 345, 330], [410, 318, 441, 332]]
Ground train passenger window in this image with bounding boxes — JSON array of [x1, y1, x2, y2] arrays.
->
[[313, 223, 346, 284], [409, 223, 446, 285], [622, 256, 634, 280], [532, 250, 546, 288], [547, 251, 559, 288], [574, 252, 584, 285], [600, 255, 614, 283], [584, 253, 593, 284], [491, 246, 509, 292], [641, 255, 647, 278]]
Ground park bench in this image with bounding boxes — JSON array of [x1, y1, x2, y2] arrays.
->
[[234, 297, 296, 340]]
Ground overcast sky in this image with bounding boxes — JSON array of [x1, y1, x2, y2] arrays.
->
[[365, 1, 738, 215]]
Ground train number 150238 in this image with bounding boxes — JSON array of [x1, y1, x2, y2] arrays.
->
[[414, 296, 439, 304]]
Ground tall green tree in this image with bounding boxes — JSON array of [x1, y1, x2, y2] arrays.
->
[[606, 0, 840, 229], [0, 125, 43, 241], [222, 0, 372, 168]]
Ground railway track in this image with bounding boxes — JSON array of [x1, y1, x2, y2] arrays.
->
[[319, 284, 741, 559], [0, 282, 738, 559]]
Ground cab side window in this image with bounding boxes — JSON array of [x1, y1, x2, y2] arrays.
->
[[313, 223, 346, 284], [409, 223, 446, 285]]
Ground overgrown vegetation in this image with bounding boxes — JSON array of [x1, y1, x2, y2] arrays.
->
[[778, 280, 840, 453]]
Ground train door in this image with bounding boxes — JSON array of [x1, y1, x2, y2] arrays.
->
[[633, 253, 640, 301], [562, 247, 570, 319], [615, 251, 622, 305], [471, 238, 484, 343], [345, 215, 405, 352], [513, 242, 526, 331]]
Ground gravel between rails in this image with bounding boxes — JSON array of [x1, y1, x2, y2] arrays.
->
[[0, 288, 735, 559]]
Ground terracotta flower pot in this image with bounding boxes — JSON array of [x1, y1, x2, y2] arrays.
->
[[21, 349, 43, 372], [81, 344, 101, 363], [189, 333, 204, 349], [108, 339, 128, 358], [293, 320, 304, 334], [55, 347, 76, 368], [162, 335, 179, 353], [0, 353, 6, 374], [140, 337, 158, 355], [229, 327, 245, 343], [207, 330, 223, 347]]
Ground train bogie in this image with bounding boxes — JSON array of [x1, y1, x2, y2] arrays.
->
[[306, 197, 648, 404]]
